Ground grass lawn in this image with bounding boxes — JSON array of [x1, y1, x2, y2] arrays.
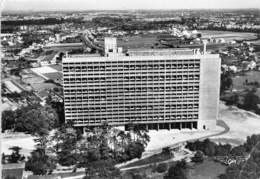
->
[[232, 71, 260, 91], [121, 152, 172, 169], [187, 158, 226, 179]]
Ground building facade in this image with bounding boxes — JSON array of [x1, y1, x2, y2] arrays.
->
[[63, 48, 221, 130]]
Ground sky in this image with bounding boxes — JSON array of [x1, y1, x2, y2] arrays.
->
[[2, 0, 260, 11]]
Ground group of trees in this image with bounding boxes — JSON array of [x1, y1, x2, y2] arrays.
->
[[220, 134, 260, 179], [191, 151, 204, 163], [24, 121, 79, 175], [24, 122, 150, 177], [2, 18, 65, 26], [187, 135, 260, 158], [21, 33, 46, 48], [2, 146, 25, 164], [225, 88, 260, 115], [186, 139, 233, 157], [240, 89, 260, 114], [220, 71, 233, 94], [25, 147, 56, 175], [2, 104, 59, 135], [2, 91, 40, 104], [79, 123, 150, 178], [7, 57, 32, 76]]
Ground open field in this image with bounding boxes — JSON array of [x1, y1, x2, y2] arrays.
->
[[118, 35, 157, 49], [115, 30, 257, 50], [232, 71, 260, 91], [200, 30, 257, 42], [232, 71, 260, 99]]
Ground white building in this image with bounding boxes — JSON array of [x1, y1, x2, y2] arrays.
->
[[62, 38, 221, 131]]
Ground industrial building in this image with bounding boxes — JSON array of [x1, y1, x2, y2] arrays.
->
[[62, 38, 221, 130]]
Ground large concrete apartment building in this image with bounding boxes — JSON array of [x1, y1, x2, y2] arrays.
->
[[62, 38, 221, 131]]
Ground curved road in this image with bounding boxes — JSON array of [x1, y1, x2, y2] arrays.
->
[[195, 119, 230, 141], [119, 120, 230, 171]]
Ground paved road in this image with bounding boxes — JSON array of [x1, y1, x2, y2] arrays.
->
[[119, 120, 230, 171], [195, 119, 230, 141]]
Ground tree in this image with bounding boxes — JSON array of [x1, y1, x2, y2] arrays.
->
[[2, 110, 16, 132], [221, 72, 233, 94], [226, 94, 239, 106], [203, 139, 216, 156], [87, 148, 101, 162], [244, 134, 260, 152], [242, 89, 260, 112], [2, 153, 7, 164], [14, 105, 58, 136], [230, 145, 246, 156], [8, 146, 25, 163], [51, 125, 79, 166], [165, 161, 187, 179], [222, 134, 260, 179], [125, 141, 145, 160], [99, 140, 111, 160], [57, 150, 78, 166], [186, 139, 217, 156], [130, 123, 150, 146], [215, 144, 232, 156], [156, 163, 168, 173], [50, 101, 65, 126], [192, 151, 204, 163], [25, 148, 56, 175]]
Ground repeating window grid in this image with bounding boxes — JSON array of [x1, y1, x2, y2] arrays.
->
[[63, 59, 201, 125]]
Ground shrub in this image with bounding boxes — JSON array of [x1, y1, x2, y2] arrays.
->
[[162, 147, 172, 155], [156, 163, 168, 173], [192, 151, 204, 163]]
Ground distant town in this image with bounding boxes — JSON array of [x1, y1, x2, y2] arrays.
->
[[1, 9, 260, 179]]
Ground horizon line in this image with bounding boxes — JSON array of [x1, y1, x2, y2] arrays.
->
[[2, 7, 260, 13]]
